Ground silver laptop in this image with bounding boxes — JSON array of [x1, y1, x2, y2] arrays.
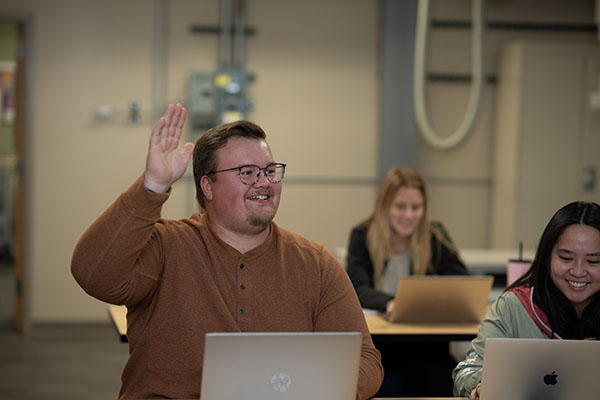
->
[[388, 275, 493, 323], [480, 337, 600, 400], [200, 332, 362, 400]]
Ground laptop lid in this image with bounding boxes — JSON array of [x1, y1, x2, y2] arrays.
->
[[480, 337, 600, 400], [388, 275, 493, 323], [200, 332, 362, 400]]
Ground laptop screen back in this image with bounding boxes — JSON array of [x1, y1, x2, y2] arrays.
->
[[200, 332, 362, 400], [388, 275, 493, 323], [480, 337, 600, 400]]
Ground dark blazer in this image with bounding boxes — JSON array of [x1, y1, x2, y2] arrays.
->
[[345, 222, 468, 312]]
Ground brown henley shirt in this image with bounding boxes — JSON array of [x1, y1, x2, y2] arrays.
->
[[71, 176, 383, 399]]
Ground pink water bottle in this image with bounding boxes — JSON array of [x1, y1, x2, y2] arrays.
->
[[507, 242, 531, 287]]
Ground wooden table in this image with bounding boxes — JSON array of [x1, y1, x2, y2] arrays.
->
[[109, 305, 480, 343], [365, 313, 480, 342], [108, 305, 472, 398], [364, 312, 480, 398]]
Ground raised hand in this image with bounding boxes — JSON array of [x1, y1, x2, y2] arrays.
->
[[144, 104, 194, 193]]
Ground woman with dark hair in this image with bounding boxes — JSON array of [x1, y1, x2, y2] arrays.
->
[[453, 201, 600, 399]]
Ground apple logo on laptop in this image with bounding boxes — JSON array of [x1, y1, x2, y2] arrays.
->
[[270, 372, 292, 392], [543, 371, 558, 385]]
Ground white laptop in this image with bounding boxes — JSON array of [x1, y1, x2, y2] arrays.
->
[[480, 337, 600, 400], [200, 332, 362, 400], [387, 275, 493, 323]]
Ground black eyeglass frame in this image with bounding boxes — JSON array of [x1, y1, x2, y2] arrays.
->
[[206, 163, 287, 185]]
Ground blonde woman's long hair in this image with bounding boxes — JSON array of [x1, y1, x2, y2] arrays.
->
[[365, 168, 431, 289]]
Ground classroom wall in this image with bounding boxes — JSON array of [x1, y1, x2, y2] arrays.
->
[[0, 0, 596, 324], [0, 0, 378, 324], [416, 0, 598, 248]]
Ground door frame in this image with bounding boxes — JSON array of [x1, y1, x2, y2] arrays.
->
[[0, 14, 30, 334]]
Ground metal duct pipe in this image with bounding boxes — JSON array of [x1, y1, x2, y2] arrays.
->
[[233, 0, 247, 68], [414, 0, 485, 150], [219, 0, 233, 68]]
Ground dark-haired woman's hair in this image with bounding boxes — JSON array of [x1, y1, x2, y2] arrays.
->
[[508, 201, 600, 339]]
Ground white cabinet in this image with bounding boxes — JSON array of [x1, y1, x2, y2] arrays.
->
[[491, 41, 600, 249]]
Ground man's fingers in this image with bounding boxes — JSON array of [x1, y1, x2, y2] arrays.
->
[[169, 104, 185, 135], [176, 107, 187, 130], [157, 104, 174, 142], [164, 104, 185, 139], [149, 104, 188, 152], [150, 116, 166, 145], [163, 103, 175, 126]]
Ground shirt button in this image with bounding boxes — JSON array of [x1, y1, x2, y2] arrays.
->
[[240, 263, 245, 270], [240, 308, 245, 314], [240, 284, 246, 290]]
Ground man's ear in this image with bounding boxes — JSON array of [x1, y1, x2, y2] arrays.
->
[[200, 175, 214, 201]]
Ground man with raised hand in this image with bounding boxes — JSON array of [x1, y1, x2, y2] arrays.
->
[[72, 104, 383, 399]]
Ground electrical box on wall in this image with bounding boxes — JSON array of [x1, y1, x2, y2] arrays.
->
[[490, 41, 600, 249], [188, 72, 215, 130], [188, 69, 253, 130], [213, 67, 251, 125]]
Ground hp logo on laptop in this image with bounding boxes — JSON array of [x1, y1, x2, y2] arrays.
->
[[270, 372, 292, 392]]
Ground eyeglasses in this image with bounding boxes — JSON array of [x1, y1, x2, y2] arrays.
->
[[207, 163, 287, 185]]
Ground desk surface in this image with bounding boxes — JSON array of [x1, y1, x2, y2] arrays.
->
[[108, 306, 469, 398], [108, 305, 478, 343], [365, 313, 479, 342], [365, 314, 479, 335]]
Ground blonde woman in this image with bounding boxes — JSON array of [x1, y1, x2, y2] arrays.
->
[[346, 167, 467, 313], [346, 167, 467, 397]]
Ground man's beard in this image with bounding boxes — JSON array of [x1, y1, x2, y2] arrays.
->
[[247, 212, 275, 229]]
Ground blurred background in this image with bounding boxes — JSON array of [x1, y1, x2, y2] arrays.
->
[[0, 0, 597, 337]]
